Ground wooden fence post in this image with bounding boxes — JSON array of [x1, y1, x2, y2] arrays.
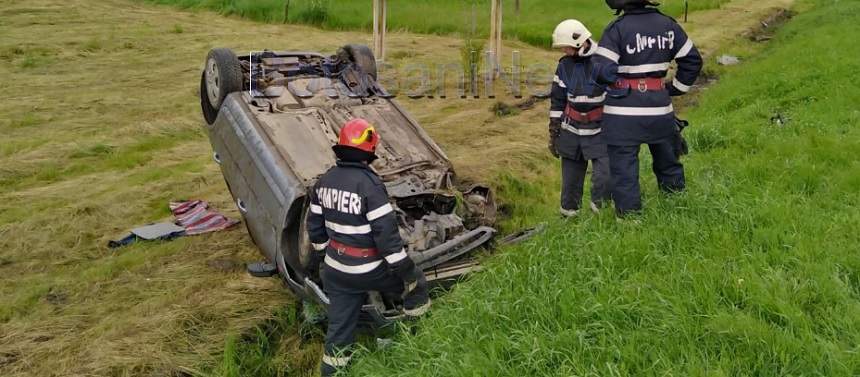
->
[[373, 0, 387, 62], [488, 0, 503, 77]]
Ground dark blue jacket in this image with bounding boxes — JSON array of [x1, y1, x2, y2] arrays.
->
[[307, 161, 413, 276], [594, 8, 703, 146], [549, 42, 606, 133]]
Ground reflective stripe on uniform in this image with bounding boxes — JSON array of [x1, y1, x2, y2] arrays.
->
[[366, 203, 393, 221], [553, 75, 567, 88], [324, 255, 382, 274], [672, 77, 691, 93], [312, 241, 329, 251], [675, 39, 694, 59], [561, 123, 601, 136], [617, 62, 670, 74], [322, 354, 351, 367], [567, 93, 606, 103], [384, 249, 408, 264], [550, 110, 563, 118], [310, 204, 323, 214], [603, 104, 674, 116], [596, 47, 620, 63], [325, 220, 371, 234]]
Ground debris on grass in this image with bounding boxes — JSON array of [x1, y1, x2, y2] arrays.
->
[[491, 101, 520, 117], [771, 112, 790, 127], [746, 8, 795, 42], [717, 54, 741, 65]]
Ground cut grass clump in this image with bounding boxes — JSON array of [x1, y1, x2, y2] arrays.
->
[[348, 1, 860, 375]]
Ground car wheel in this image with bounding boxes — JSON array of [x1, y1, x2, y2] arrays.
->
[[296, 205, 315, 272], [337, 44, 377, 81], [200, 48, 243, 125], [276, 200, 314, 285]]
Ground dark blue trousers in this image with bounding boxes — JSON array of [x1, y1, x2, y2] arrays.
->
[[608, 140, 685, 215], [320, 264, 429, 376]]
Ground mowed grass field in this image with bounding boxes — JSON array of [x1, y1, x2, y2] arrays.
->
[[141, 0, 729, 47], [350, 0, 860, 375]]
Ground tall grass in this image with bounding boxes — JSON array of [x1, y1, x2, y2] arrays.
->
[[145, 0, 288, 23], [139, 0, 731, 47], [348, 0, 860, 375]]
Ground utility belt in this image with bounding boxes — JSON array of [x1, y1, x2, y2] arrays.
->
[[612, 77, 665, 92], [329, 239, 379, 258], [564, 105, 603, 124]]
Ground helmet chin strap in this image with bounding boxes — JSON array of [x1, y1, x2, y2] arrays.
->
[[578, 39, 597, 57]]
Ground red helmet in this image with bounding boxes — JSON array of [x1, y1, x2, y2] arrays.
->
[[337, 118, 379, 153]]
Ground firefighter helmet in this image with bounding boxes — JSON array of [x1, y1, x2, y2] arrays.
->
[[552, 20, 593, 49], [333, 118, 379, 162], [605, 0, 659, 11]]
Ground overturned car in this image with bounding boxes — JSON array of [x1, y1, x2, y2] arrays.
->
[[199, 45, 499, 325]]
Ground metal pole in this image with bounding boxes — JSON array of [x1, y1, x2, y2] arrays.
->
[[283, 0, 290, 24]]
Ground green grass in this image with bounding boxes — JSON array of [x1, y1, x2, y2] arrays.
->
[[140, 0, 729, 47], [347, 0, 860, 375]]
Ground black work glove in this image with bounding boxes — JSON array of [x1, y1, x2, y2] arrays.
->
[[403, 269, 427, 298], [548, 119, 561, 159], [390, 256, 426, 298], [390, 257, 419, 282]]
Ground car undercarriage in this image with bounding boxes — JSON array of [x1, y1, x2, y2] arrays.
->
[[199, 44, 505, 326]]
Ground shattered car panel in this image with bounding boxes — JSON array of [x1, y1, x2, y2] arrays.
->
[[199, 46, 497, 325]]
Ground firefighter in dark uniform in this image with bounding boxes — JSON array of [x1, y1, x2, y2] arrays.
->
[[593, 0, 703, 216], [549, 19, 613, 217], [306, 118, 431, 376]]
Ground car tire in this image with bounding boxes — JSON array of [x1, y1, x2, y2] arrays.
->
[[200, 48, 243, 125], [276, 199, 314, 285], [338, 44, 377, 81]]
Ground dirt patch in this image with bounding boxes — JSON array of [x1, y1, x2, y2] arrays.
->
[[0, 351, 21, 368], [33, 335, 54, 343], [44, 288, 68, 307], [680, 0, 795, 56], [491, 96, 545, 117], [745, 9, 795, 42], [206, 257, 243, 273]]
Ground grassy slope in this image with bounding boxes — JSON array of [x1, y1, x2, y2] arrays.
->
[[350, 1, 860, 375], [140, 0, 729, 47]]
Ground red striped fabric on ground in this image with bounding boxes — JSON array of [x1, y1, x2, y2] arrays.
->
[[169, 200, 240, 235]]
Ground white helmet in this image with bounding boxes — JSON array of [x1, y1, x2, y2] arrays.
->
[[552, 19, 592, 49]]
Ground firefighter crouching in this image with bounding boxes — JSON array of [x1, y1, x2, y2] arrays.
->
[[307, 118, 431, 376], [594, 0, 703, 216], [549, 20, 612, 217]]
